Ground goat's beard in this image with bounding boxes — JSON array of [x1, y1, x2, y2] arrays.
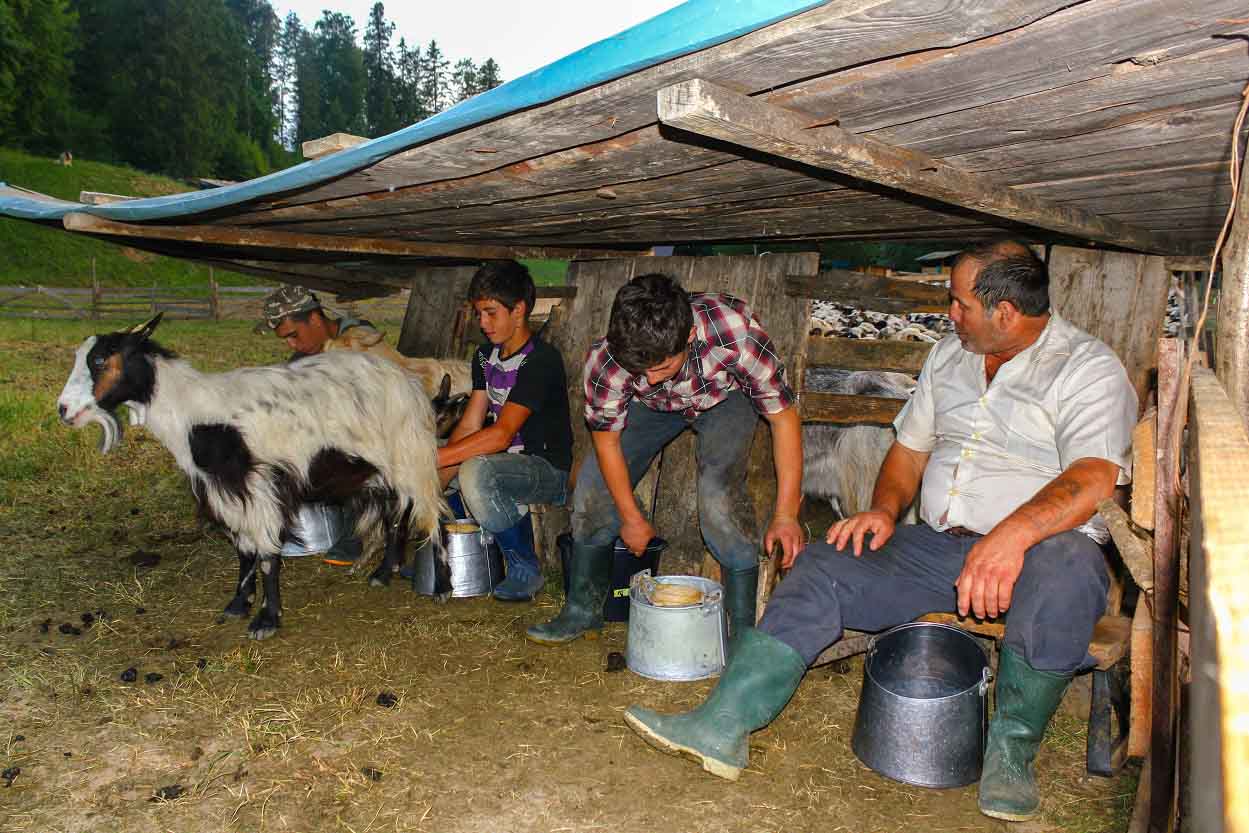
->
[[80, 405, 123, 454]]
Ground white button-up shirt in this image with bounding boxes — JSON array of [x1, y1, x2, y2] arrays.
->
[[894, 313, 1137, 544]]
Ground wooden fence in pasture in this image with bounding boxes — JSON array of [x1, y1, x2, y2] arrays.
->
[[0, 278, 414, 324]]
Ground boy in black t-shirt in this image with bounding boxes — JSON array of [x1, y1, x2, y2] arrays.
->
[[436, 261, 574, 601]]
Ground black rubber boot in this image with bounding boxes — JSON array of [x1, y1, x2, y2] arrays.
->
[[978, 646, 1072, 822], [624, 627, 806, 780], [525, 539, 612, 645], [722, 565, 758, 638]]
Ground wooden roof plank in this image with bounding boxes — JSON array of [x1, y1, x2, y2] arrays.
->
[[657, 77, 1186, 253], [61, 213, 650, 262]]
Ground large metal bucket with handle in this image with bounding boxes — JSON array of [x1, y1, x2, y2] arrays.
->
[[851, 621, 992, 788], [625, 571, 727, 681]]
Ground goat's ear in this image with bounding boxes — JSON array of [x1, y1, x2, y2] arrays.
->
[[437, 374, 452, 400], [129, 313, 163, 341]]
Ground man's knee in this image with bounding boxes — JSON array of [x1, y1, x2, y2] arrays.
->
[[698, 484, 756, 571]]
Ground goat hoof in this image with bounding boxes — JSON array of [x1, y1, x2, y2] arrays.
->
[[432, 591, 451, 605], [368, 567, 392, 588], [222, 599, 251, 619], [247, 613, 280, 640]]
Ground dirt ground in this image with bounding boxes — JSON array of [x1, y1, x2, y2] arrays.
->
[[0, 320, 1138, 832]]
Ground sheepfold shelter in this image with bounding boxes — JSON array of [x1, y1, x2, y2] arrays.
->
[[4, 1, 1249, 830]]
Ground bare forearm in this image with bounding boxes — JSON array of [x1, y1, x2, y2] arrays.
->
[[437, 424, 511, 468], [767, 406, 803, 518], [992, 458, 1119, 549], [869, 442, 927, 521]]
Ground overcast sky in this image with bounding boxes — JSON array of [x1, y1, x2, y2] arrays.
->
[[272, 1, 686, 80]]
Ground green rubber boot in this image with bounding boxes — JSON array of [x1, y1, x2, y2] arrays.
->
[[978, 646, 1072, 822], [722, 565, 758, 639], [525, 540, 612, 645], [624, 627, 806, 780]]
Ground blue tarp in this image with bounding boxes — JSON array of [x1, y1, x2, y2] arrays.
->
[[0, 0, 825, 224]]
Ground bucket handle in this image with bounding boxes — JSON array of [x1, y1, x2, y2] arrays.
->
[[700, 586, 723, 616], [978, 665, 993, 697]]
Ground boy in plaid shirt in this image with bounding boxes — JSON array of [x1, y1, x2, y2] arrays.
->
[[527, 274, 803, 645]]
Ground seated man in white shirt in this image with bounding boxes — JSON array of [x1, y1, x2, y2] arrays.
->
[[622, 242, 1137, 823]]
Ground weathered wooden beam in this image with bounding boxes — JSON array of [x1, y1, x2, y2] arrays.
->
[[1151, 338, 1182, 833], [301, 132, 368, 160], [658, 78, 1184, 254], [805, 336, 931, 375], [1097, 498, 1155, 592], [799, 392, 903, 425], [786, 270, 948, 314], [1187, 367, 1249, 833], [1217, 147, 1249, 429], [1165, 256, 1212, 272], [61, 213, 649, 262]]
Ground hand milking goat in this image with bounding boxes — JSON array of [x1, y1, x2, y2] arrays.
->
[[56, 315, 451, 639]]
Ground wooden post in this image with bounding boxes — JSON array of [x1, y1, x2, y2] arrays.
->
[[208, 267, 220, 321], [1218, 148, 1249, 428], [1150, 338, 1183, 833], [91, 258, 100, 321], [396, 266, 478, 358]]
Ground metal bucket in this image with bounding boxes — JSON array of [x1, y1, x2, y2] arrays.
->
[[410, 519, 504, 598], [625, 571, 728, 681], [851, 621, 992, 788], [281, 503, 347, 557]]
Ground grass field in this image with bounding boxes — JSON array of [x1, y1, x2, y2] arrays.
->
[[0, 319, 1137, 833]]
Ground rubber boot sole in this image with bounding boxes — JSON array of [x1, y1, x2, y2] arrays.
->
[[524, 627, 600, 646], [623, 710, 742, 781], [978, 804, 1038, 823]]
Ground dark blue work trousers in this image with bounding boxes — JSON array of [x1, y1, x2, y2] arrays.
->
[[571, 391, 759, 573], [759, 522, 1109, 674]]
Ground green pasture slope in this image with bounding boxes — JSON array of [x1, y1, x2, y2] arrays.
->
[[0, 148, 260, 287], [0, 148, 567, 290]]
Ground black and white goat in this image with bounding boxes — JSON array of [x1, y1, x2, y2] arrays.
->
[[802, 369, 919, 522], [57, 316, 450, 639]]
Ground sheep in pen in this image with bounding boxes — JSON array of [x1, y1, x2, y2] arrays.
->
[[56, 315, 450, 639]]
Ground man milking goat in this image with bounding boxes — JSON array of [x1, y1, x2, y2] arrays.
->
[[256, 285, 379, 565], [622, 242, 1137, 823], [526, 273, 805, 646]]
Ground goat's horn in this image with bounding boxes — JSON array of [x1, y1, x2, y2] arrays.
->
[[86, 408, 123, 454]]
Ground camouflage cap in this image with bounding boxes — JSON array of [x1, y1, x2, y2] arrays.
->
[[258, 285, 321, 331]]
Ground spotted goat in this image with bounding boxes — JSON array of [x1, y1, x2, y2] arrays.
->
[[57, 315, 450, 639]]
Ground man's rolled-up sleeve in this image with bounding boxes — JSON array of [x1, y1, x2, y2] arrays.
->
[[1056, 348, 1138, 484], [893, 347, 938, 453], [582, 340, 634, 432], [730, 317, 795, 416]]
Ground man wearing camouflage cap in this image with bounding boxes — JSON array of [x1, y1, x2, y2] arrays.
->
[[258, 284, 375, 563], [259, 284, 377, 361]]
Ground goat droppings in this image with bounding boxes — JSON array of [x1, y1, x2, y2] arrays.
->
[[361, 767, 383, 782], [151, 784, 185, 802], [376, 692, 398, 709], [2, 767, 18, 787], [144, 673, 163, 685], [120, 667, 137, 683]]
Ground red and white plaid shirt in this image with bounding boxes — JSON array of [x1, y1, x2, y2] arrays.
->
[[583, 293, 795, 432]]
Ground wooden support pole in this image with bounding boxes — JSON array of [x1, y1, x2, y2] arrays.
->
[[1150, 338, 1182, 833], [208, 267, 220, 321], [91, 258, 100, 321], [1217, 147, 1249, 429], [658, 79, 1183, 255]]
